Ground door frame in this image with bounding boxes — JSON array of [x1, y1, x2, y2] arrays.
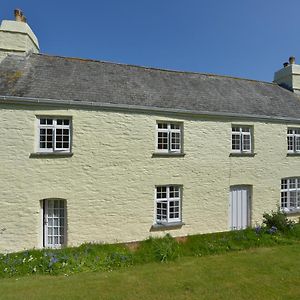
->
[[43, 198, 67, 248]]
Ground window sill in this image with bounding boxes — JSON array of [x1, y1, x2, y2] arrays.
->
[[229, 152, 256, 157], [282, 209, 300, 215], [30, 152, 73, 158], [287, 153, 300, 156], [150, 222, 185, 231], [152, 153, 186, 158]]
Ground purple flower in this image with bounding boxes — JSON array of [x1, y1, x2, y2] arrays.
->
[[268, 226, 277, 234], [255, 226, 262, 234]]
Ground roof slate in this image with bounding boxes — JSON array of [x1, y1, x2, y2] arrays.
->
[[1, 53, 300, 119]]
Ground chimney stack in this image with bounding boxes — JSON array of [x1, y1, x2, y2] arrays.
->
[[274, 56, 300, 94], [0, 9, 39, 62]]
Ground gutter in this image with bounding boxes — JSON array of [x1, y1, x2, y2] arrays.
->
[[1, 95, 300, 124]]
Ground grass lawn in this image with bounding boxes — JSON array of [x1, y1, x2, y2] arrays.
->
[[0, 244, 300, 300]]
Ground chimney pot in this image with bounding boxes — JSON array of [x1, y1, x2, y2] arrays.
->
[[283, 62, 289, 67], [289, 56, 296, 65], [14, 9, 26, 23]]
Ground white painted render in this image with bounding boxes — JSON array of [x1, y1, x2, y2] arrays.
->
[[0, 104, 299, 253]]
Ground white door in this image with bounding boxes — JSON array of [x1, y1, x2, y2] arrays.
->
[[44, 199, 66, 248], [229, 187, 251, 230]]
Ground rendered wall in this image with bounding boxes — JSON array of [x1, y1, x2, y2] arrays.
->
[[0, 104, 300, 252]]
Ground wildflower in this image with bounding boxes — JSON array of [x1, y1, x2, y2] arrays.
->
[[28, 255, 34, 262], [254, 226, 262, 234], [62, 262, 67, 267], [268, 226, 277, 234], [32, 266, 37, 273]]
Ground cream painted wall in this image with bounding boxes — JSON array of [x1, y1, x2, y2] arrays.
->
[[0, 104, 300, 252]]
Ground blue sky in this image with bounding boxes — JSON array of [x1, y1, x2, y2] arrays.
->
[[1, 1, 300, 82]]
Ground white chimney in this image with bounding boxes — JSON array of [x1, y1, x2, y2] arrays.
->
[[0, 9, 39, 62], [273, 56, 300, 94]]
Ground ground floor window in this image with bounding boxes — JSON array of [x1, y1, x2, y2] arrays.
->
[[155, 185, 181, 224], [281, 178, 300, 213], [43, 199, 66, 248]]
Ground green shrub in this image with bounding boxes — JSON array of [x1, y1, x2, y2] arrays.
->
[[135, 234, 180, 263], [262, 208, 295, 232]]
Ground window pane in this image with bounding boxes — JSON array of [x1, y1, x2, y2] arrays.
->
[[232, 134, 240, 150], [242, 127, 250, 132], [290, 191, 296, 208], [287, 136, 294, 151], [170, 124, 180, 130], [157, 132, 168, 150], [296, 136, 300, 151], [156, 201, 167, 221], [242, 134, 251, 151], [157, 123, 167, 129], [281, 179, 287, 189], [171, 132, 181, 150], [289, 179, 296, 189], [48, 237, 53, 245], [169, 186, 180, 198], [156, 186, 167, 199]]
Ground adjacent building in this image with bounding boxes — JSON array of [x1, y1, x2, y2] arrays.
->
[[1, 10, 300, 253]]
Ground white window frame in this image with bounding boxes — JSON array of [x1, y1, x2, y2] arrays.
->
[[231, 126, 252, 153], [156, 122, 182, 153], [155, 185, 182, 224], [37, 117, 71, 153], [287, 128, 300, 153], [281, 178, 300, 213]]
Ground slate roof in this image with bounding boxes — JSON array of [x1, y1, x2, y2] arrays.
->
[[1, 53, 300, 120]]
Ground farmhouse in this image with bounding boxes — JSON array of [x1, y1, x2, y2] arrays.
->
[[1, 10, 300, 253]]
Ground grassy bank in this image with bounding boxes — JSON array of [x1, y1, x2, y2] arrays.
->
[[1, 244, 300, 300], [1, 223, 300, 278]]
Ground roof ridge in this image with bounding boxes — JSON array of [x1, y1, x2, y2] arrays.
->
[[32, 53, 275, 86]]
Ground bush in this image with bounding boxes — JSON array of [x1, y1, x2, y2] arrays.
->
[[135, 234, 180, 263], [262, 208, 294, 232]]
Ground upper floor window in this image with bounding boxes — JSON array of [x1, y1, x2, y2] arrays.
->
[[287, 128, 300, 153], [281, 178, 300, 213], [155, 185, 182, 224], [156, 122, 182, 153], [38, 118, 71, 153], [231, 126, 252, 153]]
